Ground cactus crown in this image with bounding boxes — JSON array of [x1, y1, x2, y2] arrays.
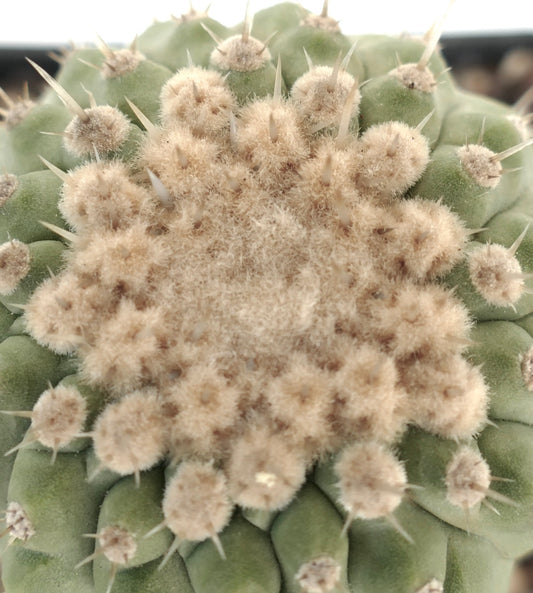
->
[[23, 12, 479, 514]]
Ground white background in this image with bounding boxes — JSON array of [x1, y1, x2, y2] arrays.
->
[[1, 0, 532, 46]]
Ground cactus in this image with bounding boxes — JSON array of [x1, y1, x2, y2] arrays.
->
[[1, 2, 533, 593]]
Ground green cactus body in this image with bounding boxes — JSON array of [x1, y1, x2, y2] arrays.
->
[[1, 3, 533, 593], [137, 14, 231, 71], [358, 74, 443, 146], [0, 102, 81, 174], [0, 171, 67, 244], [42, 48, 105, 109], [248, 2, 310, 41]]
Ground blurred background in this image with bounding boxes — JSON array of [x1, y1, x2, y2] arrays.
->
[[0, 0, 532, 43], [1, 0, 533, 104]]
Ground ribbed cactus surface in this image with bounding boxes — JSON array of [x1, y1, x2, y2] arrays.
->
[[1, 3, 533, 593]]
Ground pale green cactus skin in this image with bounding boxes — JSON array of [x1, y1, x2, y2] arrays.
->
[[1, 4, 533, 593]]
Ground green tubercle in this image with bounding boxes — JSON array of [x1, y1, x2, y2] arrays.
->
[[138, 16, 230, 71], [185, 514, 281, 593], [0, 171, 66, 244], [0, 103, 80, 175], [93, 468, 173, 589], [467, 321, 533, 423], [270, 483, 349, 593], [272, 25, 365, 89], [443, 531, 514, 593]]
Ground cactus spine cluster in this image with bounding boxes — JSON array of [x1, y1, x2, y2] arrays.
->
[[1, 2, 533, 593]]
